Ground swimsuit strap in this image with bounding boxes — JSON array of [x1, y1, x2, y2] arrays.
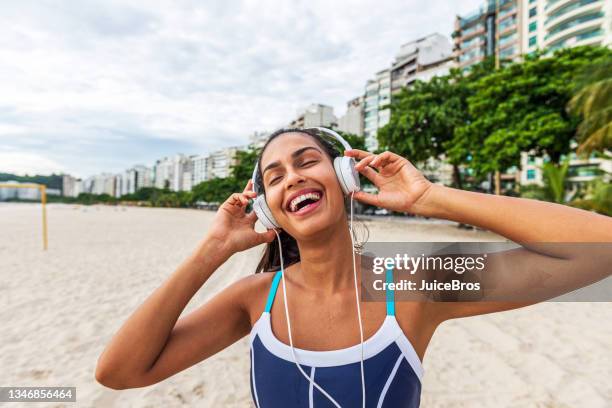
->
[[264, 268, 396, 315], [264, 270, 283, 313], [386, 267, 395, 316]]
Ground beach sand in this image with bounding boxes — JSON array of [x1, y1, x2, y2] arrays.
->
[[1, 203, 610, 407]]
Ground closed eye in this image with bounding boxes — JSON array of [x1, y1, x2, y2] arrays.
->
[[268, 160, 319, 185], [301, 160, 317, 167]]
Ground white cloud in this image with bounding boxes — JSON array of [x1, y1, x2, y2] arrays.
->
[[0, 151, 66, 175], [0, 0, 483, 177]]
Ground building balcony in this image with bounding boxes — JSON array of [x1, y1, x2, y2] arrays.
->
[[461, 38, 485, 52], [499, 38, 518, 50], [459, 54, 484, 68], [545, 0, 602, 28], [546, 0, 579, 14], [498, 6, 517, 19], [460, 24, 486, 40], [498, 22, 518, 37], [544, 12, 604, 46], [547, 26, 603, 50]]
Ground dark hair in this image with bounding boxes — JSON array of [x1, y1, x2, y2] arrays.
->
[[253, 128, 369, 274]]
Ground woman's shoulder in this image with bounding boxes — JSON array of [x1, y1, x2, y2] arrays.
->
[[232, 270, 281, 325]]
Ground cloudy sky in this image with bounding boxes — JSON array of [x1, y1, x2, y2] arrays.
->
[[0, 0, 483, 178]]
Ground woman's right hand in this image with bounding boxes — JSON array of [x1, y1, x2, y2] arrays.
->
[[204, 180, 277, 256]]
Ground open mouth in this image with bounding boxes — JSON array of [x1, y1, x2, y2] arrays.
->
[[286, 189, 323, 216]]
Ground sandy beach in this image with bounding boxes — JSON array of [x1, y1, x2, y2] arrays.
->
[[1, 203, 610, 407]]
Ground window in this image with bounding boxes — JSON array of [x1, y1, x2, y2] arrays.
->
[[498, 16, 516, 32], [527, 169, 536, 180], [527, 155, 535, 165], [529, 21, 537, 32], [500, 32, 517, 46], [529, 0, 536, 3], [500, 45, 516, 58], [529, 7, 536, 18], [529, 36, 537, 47]]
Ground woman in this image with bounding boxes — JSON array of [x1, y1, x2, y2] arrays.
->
[[95, 128, 612, 407]]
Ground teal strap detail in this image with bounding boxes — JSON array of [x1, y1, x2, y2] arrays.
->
[[264, 271, 283, 313], [386, 268, 395, 316]]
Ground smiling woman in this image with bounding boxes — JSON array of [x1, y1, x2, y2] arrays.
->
[[252, 128, 368, 275], [95, 127, 612, 408]]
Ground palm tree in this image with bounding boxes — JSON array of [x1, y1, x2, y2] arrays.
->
[[567, 56, 612, 155], [520, 157, 574, 204], [571, 178, 612, 216], [541, 159, 572, 203]]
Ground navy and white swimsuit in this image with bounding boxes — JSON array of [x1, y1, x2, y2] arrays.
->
[[249, 269, 424, 407]]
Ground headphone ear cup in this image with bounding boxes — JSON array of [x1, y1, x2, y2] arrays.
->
[[252, 195, 279, 229], [333, 156, 361, 195]]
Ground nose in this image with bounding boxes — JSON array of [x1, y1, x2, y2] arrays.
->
[[285, 167, 306, 190]]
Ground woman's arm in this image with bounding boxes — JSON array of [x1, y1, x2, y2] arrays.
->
[[95, 237, 244, 389], [412, 183, 612, 243], [345, 149, 612, 321], [95, 181, 275, 389]]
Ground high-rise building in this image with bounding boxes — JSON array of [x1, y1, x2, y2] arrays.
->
[[363, 69, 391, 151], [361, 33, 455, 151], [153, 156, 178, 190], [62, 175, 81, 197], [522, 0, 611, 54], [209, 147, 239, 179], [390, 33, 455, 93], [337, 96, 365, 137], [289, 103, 337, 129], [114, 174, 123, 198], [133, 165, 153, 190], [121, 168, 137, 195], [249, 131, 271, 149], [174, 155, 193, 192], [191, 155, 210, 187], [453, 0, 521, 70], [154, 155, 189, 191], [90, 173, 115, 196]]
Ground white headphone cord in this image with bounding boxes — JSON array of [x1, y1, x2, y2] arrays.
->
[[350, 191, 366, 408], [274, 229, 343, 408], [272, 192, 365, 408]]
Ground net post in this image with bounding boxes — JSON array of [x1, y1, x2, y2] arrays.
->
[[40, 185, 48, 250]]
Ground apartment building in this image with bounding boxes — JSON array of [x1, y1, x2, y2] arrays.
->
[[390, 33, 455, 93], [289, 103, 337, 129], [363, 69, 391, 151], [453, 0, 522, 69], [337, 96, 365, 137], [522, 0, 611, 54], [209, 147, 239, 179]]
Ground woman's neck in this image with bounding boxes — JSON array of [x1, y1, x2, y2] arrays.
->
[[294, 219, 358, 295]]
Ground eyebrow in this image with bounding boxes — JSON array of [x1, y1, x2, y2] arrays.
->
[[262, 146, 322, 176]]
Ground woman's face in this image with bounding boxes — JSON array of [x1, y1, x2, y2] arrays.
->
[[259, 132, 346, 238]]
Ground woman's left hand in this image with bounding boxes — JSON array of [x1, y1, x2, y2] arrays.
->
[[344, 149, 433, 214]]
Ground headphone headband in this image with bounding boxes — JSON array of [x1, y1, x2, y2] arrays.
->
[[251, 127, 353, 194]]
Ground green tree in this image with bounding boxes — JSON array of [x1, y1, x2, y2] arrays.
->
[[453, 46, 611, 180], [231, 147, 261, 187], [519, 158, 574, 204], [571, 177, 612, 216], [567, 55, 612, 155], [542, 158, 574, 204], [335, 131, 367, 152], [378, 59, 494, 188]]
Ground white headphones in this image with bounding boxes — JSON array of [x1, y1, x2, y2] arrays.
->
[[250, 127, 361, 229]]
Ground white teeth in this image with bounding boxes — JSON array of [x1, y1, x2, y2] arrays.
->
[[289, 192, 321, 212]]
